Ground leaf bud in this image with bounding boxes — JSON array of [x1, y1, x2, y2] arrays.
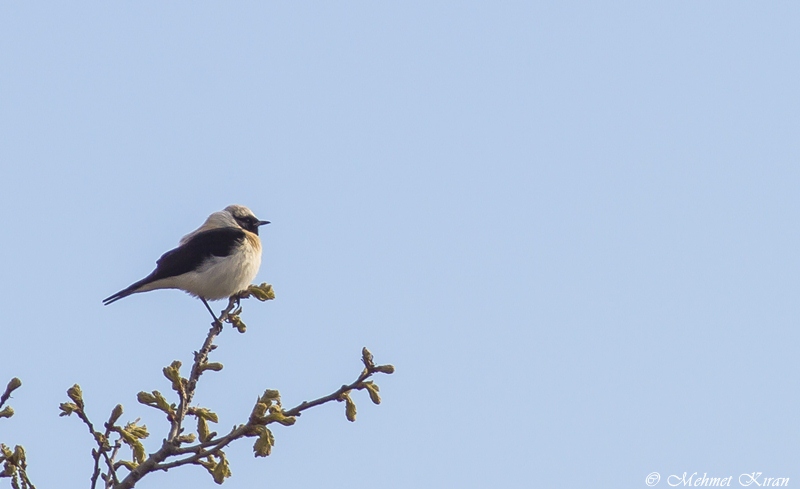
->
[[162, 363, 183, 392], [201, 362, 224, 372], [4, 378, 21, 395], [342, 392, 357, 422], [137, 392, 156, 405], [59, 402, 79, 417], [10, 445, 25, 465], [250, 402, 268, 423], [193, 408, 219, 423], [375, 364, 395, 374], [365, 382, 381, 405], [125, 422, 149, 439], [108, 404, 124, 425], [176, 433, 196, 444], [361, 347, 375, 368], [67, 384, 84, 408], [260, 389, 281, 402], [197, 418, 211, 442], [1, 463, 15, 477]]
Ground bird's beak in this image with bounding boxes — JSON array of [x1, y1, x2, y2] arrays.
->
[[258, 220, 271, 226]]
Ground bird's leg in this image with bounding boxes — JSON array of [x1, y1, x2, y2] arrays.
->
[[200, 297, 221, 326]]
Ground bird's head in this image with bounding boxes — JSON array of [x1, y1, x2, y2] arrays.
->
[[224, 205, 270, 235]]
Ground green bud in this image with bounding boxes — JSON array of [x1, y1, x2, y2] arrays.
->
[[193, 408, 219, 423], [137, 391, 175, 416], [361, 347, 375, 368], [176, 433, 196, 444], [0, 407, 13, 419], [263, 411, 296, 426], [364, 382, 381, 405], [1, 463, 15, 477], [124, 422, 149, 440], [132, 440, 146, 464], [10, 446, 24, 465], [5, 378, 21, 395], [250, 402, 268, 423], [152, 391, 173, 414], [248, 283, 275, 301], [228, 315, 247, 333], [260, 389, 281, 402], [374, 364, 395, 374], [67, 384, 84, 408], [278, 416, 296, 426], [200, 362, 224, 372], [136, 392, 156, 405], [162, 362, 183, 392], [342, 393, 357, 422], [59, 402, 79, 417], [197, 418, 211, 442], [108, 404, 124, 425]]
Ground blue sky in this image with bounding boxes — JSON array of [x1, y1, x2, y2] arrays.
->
[[1, 2, 799, 488]]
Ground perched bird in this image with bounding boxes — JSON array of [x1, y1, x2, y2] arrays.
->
[[103, 205, 269, 317]]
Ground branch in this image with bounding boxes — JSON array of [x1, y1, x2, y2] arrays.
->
[[115, 292, 255, 489], [58, 283, 393, 488], [144, 348, 395, 474], [167, 290, 258, 441], [0, 378, 21, 413], [283, 348, 395, 418], [0, 444, 36, 489], [57, 385, 121, 489], [151, 425, 247, 471], [1, 378, 36, 489]]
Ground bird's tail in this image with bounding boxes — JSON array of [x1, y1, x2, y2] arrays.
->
[[103, 277, 152, 305]]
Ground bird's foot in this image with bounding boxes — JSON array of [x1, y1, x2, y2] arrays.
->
[[200, 297, 222, 327]]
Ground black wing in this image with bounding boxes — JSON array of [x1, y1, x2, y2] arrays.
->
[[152, 227, 246, 280], [103, 227, 246, 305]]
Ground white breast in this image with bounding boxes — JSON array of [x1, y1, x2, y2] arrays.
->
[[155, 234, 262, 300]]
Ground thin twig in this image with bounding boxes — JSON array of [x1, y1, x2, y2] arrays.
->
[[168, 296, 239, 443], [100, 443, 119, 487], [152, 425, 248, 471], [75, 410, 104, 489], [116, 296, 240, 489], [283, 367, 373, 417], [148, 363, 389, 472], [16, 466, 36, 489], [104, 440, 122, 489], [115, 358, 390, 479], [75, 410, 119, 489], [112, 290, 391, 489]]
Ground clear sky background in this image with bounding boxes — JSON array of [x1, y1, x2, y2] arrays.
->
[[1, 2, 799, 488]]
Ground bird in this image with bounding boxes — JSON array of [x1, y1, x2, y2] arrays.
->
[[103, 205, 270, 319]]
